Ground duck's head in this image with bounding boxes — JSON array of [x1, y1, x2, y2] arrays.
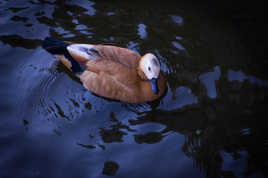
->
[[138, 53, 161, 94]]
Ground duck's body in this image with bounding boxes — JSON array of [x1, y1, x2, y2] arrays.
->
[[42, 37, 166, 103]]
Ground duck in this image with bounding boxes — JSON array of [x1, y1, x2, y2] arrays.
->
[[41, 37, 166, 103]]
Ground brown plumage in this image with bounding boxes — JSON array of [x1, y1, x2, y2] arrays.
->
[[42, 37, 166, 103]]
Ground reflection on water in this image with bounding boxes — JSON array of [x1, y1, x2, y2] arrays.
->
[[137, 24, 147, 39], [102, 161, 119, 176], [228, 70, 268, 87], [170, 15, 184, 26], [66, 0, 96, 16], [0, 0, 267, 178], [159, 85, 198, 110], [199, 66, 221, 99], [172, 41, 186, 51]]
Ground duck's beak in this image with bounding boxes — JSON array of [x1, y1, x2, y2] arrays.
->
[[150, 78, 159, 94]]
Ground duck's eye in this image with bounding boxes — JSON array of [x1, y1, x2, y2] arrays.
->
[[148, 67, 151, 71]]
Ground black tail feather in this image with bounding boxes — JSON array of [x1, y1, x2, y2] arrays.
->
[[42, 37, 84, 74]]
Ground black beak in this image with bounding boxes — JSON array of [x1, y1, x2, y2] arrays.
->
[[150, 78, 159, 94]]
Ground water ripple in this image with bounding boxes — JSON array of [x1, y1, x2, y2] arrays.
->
[[66, 0, 96, 16]]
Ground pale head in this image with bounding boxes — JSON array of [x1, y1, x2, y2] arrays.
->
[[139, 53, 160, 80], [139, 53, 161, 94]]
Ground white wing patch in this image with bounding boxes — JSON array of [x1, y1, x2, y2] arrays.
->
[[67, 44, 101, 60]]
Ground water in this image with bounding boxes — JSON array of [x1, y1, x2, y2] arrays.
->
[[1, 0, 267, 178]]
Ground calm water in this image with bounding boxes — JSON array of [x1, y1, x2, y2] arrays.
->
[[0, 0, 267, 178]]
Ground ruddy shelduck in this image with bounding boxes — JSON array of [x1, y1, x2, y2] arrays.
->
[[42, 37, 166, 103]]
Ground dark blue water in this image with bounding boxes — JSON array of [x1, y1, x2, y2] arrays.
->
[[1, 0, 267, 177]]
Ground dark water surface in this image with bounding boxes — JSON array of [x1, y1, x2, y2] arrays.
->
[[1, 0, 267, 177]]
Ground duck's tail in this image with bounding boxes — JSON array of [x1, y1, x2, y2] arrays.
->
[[42, 37, 84, 74]]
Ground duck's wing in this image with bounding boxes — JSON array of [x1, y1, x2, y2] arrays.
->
[[79, 69, 141, 103], [94, 45, 141, 68], [66, 44, 102, 67], [67, 44, 141, 68]]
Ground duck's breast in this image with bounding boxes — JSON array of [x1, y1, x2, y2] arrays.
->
[[138, 73, 167, 102]]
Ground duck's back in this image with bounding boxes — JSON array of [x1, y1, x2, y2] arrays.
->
[[67, 43, 141, 69], [94, 45, 141, 68]]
